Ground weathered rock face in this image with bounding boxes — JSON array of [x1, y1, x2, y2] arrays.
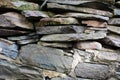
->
[[0, 0, 119, 80], [20, 44, 73, 73], [75, 63, 110, 79]]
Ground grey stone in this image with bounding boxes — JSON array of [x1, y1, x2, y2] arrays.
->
[[108, 25, 120, 35], [0, 38, 18, 59], [108, 18, 120, 25], [11, 1, 39, 10], [37, 25, 85, 35], [22, 10, 49, 21], [103, 34, 120, 47], [75, 63, 110, 79], [20, 44, 73, 73], [0, 59, 42, 79], [51, 76, 91, 80], [47, 3, 113, 17], [0, 29, 28, 36], [0, 12, 33, 29], [35, 17, 79, 26], [36, 26, 76, 35], [38, 41, 72, 48], [47, 0, 115, 5], [40, 31, 107, 42], [54, 13, 109, 21]]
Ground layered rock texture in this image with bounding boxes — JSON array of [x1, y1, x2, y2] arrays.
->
[[0, 0, 120, 80]]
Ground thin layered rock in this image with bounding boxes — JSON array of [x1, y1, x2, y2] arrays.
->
[[36, 17, 79, 27], [108, 18, 120, 25], [47, 3, 113, 17], [40, 31, 107, 42], [38, 41, 72, 48], [54, 13, 109, 21], [108, 25, 120, 35]]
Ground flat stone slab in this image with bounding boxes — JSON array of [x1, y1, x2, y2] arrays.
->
[[108, 25, 120, 35], [75, 63, 110, 79], [47, 3, 113, 17], [36, 17, 79, 26], [54, 13, 109, 21], [0, 12, 33, 29], [40, 31, 107, 42], [103, 34, 120, 47], [20, 44, 73, 73]]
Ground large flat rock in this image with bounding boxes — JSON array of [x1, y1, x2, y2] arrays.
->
[[20, 44, 73, 73], [40, 31, 107, 42], [75, 63, 110, 79], [47, 3, 113, 17]]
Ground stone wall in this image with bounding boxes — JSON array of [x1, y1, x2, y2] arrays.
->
[[0, 0, 119, 80]]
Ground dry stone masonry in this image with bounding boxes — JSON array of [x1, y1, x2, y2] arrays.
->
[[0, 0, 119, 80]]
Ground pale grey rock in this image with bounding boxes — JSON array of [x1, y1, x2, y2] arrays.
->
[[75, 63, 110, 79]]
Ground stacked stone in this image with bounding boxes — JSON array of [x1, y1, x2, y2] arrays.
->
[[0, 0, 119, 80]]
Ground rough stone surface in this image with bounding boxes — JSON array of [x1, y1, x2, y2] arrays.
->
[[75, 63, 110, 79], [40, 31, 107, 42], [20, 44, 73, 73]]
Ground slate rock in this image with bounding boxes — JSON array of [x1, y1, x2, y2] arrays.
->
[[36, 17, 79, 26], [20, 44, 73, 73], [95, 50, 118, 62], [11, 1, 39, 10], [75, 63, 110, 79], [0, 38, 18, 59], [0, 59, 42, 79], [75, 41, 102, 50], [103, 34, 120, 47], [38, 41, 72, 48], [0, 12, 33, 29], [108, 18, 120, 25], [36, 26, 76, 35], [40, 31, 107, 42], [22, 10, 49, 21], [54, 13, 109, 21], [82, 20, 107, 27], [108, 25, 120, 35], [0, 29, 28, 36], [47, 3, 113, 17]]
